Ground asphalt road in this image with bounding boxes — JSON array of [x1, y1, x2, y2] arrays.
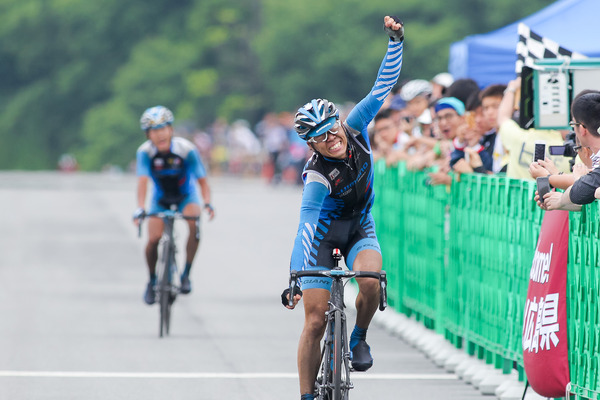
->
[[0, 171, 492, 400]]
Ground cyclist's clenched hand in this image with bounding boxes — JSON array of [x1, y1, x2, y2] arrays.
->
[[132, 207, 146, 226], [204, 203, 215, 221], [281, 285, 303, 309], [383, 15, 404, 42]]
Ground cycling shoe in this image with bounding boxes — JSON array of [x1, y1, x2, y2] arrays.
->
[[180, 275, 192, 294], [350, 340, 373, 371], [144, 281, 156, 305]]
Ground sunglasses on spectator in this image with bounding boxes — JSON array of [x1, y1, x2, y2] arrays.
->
[[569, 121, 586, 129], [307, 122, 341, 143]]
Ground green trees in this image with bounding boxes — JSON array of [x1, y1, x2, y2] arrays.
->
[[0, 0, 552, 170]]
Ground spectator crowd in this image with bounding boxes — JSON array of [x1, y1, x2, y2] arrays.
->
[[369, 73, 575, 187], [163, 70, 600, 205]]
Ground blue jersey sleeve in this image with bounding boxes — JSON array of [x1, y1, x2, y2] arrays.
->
[[346, 40, 403, 135], [289, 180, 329, 272], [136, 150, 151, 177], [187, 148, 207, 179]]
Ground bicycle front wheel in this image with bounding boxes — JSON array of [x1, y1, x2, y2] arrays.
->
[[158, 242, 172, 337], [332, 310, 343, 400]]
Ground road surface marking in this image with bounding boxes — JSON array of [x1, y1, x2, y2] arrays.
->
[[0, 371, 458, 380]]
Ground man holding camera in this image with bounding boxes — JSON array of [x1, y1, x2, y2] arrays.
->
[[537, 91, 600, 210], [499, 77, 571, 180]]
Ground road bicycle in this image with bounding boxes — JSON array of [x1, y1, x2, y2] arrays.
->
[[288, 249, 387, 400], [138, 208, 200, 337]]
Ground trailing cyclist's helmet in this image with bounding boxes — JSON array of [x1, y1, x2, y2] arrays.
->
[[140, 105, 174, 131], [294, 99, 340, 141], [399, 79, 433, 102]]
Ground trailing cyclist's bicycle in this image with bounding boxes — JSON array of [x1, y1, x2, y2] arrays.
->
[[138, 208, 200, 338], [288, 249, 387, 400]]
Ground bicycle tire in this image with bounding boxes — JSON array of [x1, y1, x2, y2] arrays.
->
[[315, 317, 333, 400], [158, 241, 171, 337], [332, 310, 343, 400], [165, 251, 178, 335]]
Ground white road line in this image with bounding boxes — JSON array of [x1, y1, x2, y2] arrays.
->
[[0, 371, 458, 380]]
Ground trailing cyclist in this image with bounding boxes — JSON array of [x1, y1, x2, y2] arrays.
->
[[282, 15, 404, 400], [133, 105, 215, 305]]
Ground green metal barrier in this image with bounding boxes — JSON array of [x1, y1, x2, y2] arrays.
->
[[372, 161, 447, 331], [568, 201, 600, 399], [372, 160, 600, 398]]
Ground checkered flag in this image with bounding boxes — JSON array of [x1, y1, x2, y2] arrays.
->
[[516, 23, 587, 74]]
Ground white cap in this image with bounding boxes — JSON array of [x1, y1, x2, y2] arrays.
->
[[431, 72, 454, 88]]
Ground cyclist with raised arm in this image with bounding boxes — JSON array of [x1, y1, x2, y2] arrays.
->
[[134, 106, 215, 305], [281, 16, 404, 400]]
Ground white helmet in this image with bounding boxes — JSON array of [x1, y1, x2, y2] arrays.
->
[[140, 106, 174, 131], [399, 79, 433, 101]]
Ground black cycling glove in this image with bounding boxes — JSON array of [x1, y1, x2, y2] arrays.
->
[[384, 15, 404, 42], [281, 285, 303, 307]]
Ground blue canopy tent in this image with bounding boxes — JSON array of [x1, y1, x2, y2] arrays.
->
[[448, 0, 600, 88]]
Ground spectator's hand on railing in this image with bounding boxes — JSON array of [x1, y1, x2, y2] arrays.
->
[[385, 149, 406, 167], [453, 158, 474, 174], [465, 148, 483, 170], [406, 154, 427, 170], [428, 170, 452, 186], [572, 163, 591, 181]]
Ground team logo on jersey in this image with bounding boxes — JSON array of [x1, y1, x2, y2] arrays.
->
[[171, 157, 181, 166], [153, 158, 165, 168], [328, 168, 340, 180]]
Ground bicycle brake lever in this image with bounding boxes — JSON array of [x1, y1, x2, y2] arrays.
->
[[379, 271, 387, 311], [288, 271, 299, 307]]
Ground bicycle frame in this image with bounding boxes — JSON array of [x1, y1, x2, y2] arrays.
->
[[289, 249, 387, 400]]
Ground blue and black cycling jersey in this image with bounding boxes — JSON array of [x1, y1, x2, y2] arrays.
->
[[136, 137, 206, 208], [290, 39, 403, 274]]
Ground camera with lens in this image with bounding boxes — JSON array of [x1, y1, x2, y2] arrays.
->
[[548, 130, 577, 170], [549, 130, 577, 158]]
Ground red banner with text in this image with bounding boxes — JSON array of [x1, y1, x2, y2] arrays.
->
[[522, 210, 570, 397]]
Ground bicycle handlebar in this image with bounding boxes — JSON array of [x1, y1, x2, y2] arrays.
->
[[290, 269, 384, 280], [137, 212, 200, 240], [288, 269, 388, 311]]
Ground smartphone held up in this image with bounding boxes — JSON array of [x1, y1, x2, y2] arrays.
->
[[534, 140, 546, 163]]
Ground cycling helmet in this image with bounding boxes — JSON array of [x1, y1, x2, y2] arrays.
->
[[140, 105, 174, 131], [294, 99, 340, 141], [399, 79, 433, 102]]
